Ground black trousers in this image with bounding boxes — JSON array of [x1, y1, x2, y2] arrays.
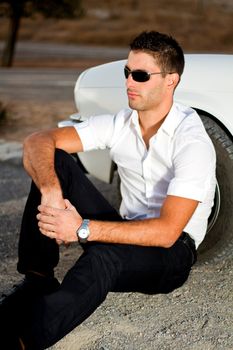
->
[[18, 149, 196, 349]]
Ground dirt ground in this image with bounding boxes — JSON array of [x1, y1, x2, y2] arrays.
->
[[0, 99, 76, 142]]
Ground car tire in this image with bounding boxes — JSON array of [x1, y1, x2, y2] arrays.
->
[[198, 114, 233, 263]]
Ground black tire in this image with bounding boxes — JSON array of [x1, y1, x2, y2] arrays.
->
[[198, 114, 233, 262]]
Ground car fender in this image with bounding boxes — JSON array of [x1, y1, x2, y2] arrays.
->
[[73, 54, 233, 183]]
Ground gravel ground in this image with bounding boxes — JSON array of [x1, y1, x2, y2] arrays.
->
[[0, 158, 232, 350]]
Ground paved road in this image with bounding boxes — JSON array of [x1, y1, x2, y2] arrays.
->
[[0, 68, 81, 101], [0, 41, 128, 101], [0, 41, 128, 61]]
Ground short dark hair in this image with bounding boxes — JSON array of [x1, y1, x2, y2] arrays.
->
[[130, 31, 184, 77]]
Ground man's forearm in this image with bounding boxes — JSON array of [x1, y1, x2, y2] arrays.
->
[[88, 219, 177, 248], [23, 131, 61, 194], [88, 196, 199, 248]]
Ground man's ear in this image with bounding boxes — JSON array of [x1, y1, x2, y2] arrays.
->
[[167, 73, 180, 89]]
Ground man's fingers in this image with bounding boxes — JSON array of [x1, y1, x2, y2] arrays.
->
[[64, 199, 72, 208], [37, 212, 56, 224], [40, 229, 64, 245], [56, 239, 64, 245], [37, 201, 81, 243], [39, 227, 55, 238], [64, 199, 75, 210], [38, 204, 60, 216], [38, 220, 55, 232]]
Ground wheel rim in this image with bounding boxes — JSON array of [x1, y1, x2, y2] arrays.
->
[[207, 181, 221, 233]]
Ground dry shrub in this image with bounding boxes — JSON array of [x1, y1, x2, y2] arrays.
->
[[0, 99, 75, 141]]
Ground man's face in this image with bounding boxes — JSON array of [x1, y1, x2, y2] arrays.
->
[[125, 50, 172, 112]]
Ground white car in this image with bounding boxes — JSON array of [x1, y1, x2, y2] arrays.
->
[[59, 54, 233, 261]]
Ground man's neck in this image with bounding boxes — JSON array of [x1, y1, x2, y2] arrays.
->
[[138, 100, 173, 148]]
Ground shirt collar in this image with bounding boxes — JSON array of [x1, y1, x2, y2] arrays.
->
[[131, 110, 140, 127], [130, 103, 188, 138], [160, 102, 188, 137]]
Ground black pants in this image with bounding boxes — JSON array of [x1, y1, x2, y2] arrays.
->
[[18, 149, 196, 349]]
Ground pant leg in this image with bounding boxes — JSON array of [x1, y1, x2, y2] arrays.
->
[[112, 238, 194, 294], [21, 239, 194, 349], [17, 148, 121, 275], [54, 149, 121, 221], [21, 243, 128, 349], [17, 181, 60, 276]]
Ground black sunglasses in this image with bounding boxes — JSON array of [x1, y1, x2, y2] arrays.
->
[[124, 66, 173, 83]]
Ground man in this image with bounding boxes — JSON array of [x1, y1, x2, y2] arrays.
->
[[1, 31, 216, 349]]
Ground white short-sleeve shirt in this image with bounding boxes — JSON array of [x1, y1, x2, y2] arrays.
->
[[75, 102, 216, 248]]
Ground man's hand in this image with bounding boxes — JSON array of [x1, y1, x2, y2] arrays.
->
[[40, 190, 67, 245], [37, 199, 82, 243]]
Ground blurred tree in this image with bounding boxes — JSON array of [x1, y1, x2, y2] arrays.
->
[[0, 0, 83, 67]]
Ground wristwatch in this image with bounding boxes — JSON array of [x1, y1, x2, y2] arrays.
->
[[77, 219, 90, 243]]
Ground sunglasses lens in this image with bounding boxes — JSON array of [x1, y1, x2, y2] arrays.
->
[[124, 67, 129, 79], [132, 71, 149, 82], [124, 67, 149, 82]]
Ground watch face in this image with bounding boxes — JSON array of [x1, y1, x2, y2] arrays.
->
[[77, 219, 90, 243], [78, 228, 88, 239]]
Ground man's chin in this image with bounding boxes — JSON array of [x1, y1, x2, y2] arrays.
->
[[128, 100, 138, 110]]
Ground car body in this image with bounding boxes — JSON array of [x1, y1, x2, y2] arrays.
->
[[59, 54, 233, 260]]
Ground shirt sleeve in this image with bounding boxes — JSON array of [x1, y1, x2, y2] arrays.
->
[[74, 114, 115, 151], [167, 137, 216, 202]]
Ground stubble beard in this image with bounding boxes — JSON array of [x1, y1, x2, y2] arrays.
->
[[128, 97, 145, 111]]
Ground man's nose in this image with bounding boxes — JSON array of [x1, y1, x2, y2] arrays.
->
[[126, 73, 135, 87]]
